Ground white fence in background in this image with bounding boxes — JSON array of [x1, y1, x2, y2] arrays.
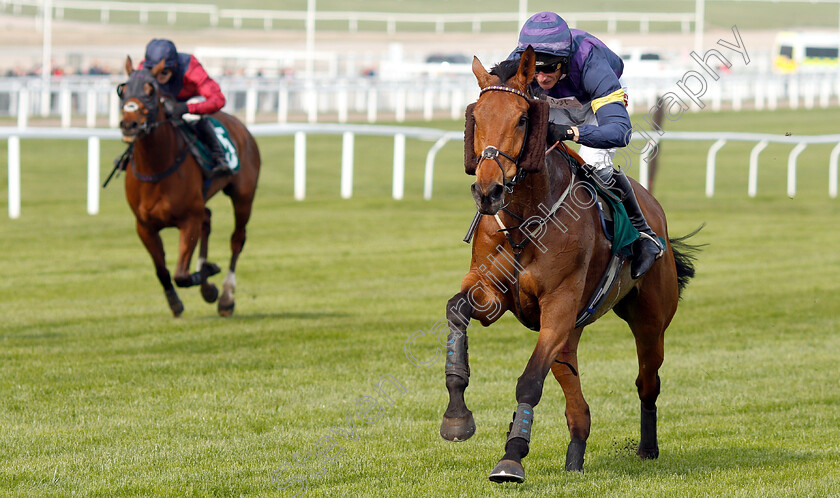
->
[[3, 72, 840, 127], [2, 125, 839, 219], [0, 0, 695, 34]]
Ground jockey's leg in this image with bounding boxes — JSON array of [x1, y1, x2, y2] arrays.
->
[[578, 146, 664, 279], [194, 117, 231, 177]]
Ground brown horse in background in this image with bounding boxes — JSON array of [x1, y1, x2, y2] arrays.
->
[[118, 57, 260, 317], [439, 47, 698, 482]]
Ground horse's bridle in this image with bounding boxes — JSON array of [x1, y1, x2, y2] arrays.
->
[[473, 85, 533, 206], [118, 71, 179, 136], [116, 71, 194, 184]]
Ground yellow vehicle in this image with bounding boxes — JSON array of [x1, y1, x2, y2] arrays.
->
[[773, 32, 840, 74]]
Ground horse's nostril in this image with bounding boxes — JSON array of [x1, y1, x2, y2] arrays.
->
[[490, 183, 505, 200], [122, 121, 138, 131]]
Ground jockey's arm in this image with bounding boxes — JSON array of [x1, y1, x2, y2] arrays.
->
[[576, 101, 631, 149], [183, 57, 226, 115], [575, 49, 631, 149]]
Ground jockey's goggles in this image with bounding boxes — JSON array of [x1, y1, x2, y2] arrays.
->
[[534, 54, 567, 74]]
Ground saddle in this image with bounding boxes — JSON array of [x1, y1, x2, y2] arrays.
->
[[178, 117, 241, 179]]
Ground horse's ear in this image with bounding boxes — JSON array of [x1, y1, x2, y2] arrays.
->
[[472, 56, 494, 90], [150, 58, 166, 77], [464, 102, 478, 175], [520, 99, 550, 173], [511, 46, 536, 93], [125, 56, 133, 76]]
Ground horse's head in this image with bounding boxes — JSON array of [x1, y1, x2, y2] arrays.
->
[[117, 56, 167, 143], [466, 46, 550, 215]]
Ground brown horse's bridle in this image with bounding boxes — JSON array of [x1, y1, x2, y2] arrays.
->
[[473, 85, 533, 200]]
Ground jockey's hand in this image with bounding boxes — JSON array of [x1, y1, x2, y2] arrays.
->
[[547, 123, 576, 145], [164, 100, 189, 119]]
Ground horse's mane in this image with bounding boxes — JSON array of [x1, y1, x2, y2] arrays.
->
[[489, 59, 521, 85]]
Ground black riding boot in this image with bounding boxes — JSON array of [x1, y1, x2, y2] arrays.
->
[[194, 118, 230, 178], [586, 165, 664, 279]]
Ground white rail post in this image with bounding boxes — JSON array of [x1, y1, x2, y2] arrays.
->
[[787, 143, 807, 198], [294, 131, 306, 200], [424, 135, 450, 200], [392, 133, 406, 200], [337, 87, 348, 123], [8, 136, 20, 219], [109, 91, 120, 128], [86, 90, 96, 128], [60, 88, 71, 128], [367, 88, 377, 123], [450, 89, 463, 120], [423, 89, 434, 121], [748, 140, 768, 198], [754, 81, 764, 110], [829, 143, 840, 199], [87, 137, 100, 215], [306, 86, 318, 123], [789, 78, 799, 109], [245, 86, 257, 125], [341, 131, 354, 199], [819, 78, 830, 108], [395, 88, 406, 122], [277, 87, 288, 123], [706, 139, 726, 198], [18, 89, 28, 129]]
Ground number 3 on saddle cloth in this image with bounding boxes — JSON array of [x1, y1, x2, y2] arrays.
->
[[181, 117, 240, 177]]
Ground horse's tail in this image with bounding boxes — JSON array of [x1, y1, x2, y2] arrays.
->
[[669, 224, 705, 298]]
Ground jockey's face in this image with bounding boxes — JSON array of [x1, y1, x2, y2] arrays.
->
[[535, 66, 563, 90], [156, 67, 174, 85]]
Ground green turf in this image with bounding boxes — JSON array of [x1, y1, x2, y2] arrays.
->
[[1, 106, 839, 496]]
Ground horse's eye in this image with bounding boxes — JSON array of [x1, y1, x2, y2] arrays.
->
[[116, 83, 126, 99], [518, 115, 528, 127]]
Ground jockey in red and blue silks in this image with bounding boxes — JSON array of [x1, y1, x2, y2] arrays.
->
[[509, 12, 663, 279], [140, 38, 230, 177]]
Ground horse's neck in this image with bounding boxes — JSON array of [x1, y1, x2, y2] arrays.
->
[[134, 120, 178, 171], [507, 157, 569, 220]]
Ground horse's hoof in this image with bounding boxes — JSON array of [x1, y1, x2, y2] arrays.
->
[[440, 412, 475, 441], [201, 283, 219, 303], [165, 289, 184, 317], [637, 446, 659, 459], [218, 301, 235, 317], [488, 459, 525, 483], [202, 262, 221, 278]]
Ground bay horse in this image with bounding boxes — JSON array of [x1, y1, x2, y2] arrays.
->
[[439, 47, 698, 482], [117, 57, 261, 317]]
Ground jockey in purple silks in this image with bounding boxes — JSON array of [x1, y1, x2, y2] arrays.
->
[[509, 12, 663, 279]]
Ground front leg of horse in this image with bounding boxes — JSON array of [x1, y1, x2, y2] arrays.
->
[[490, 326, 572, 484], [440, 292, 475, 442], [173, 219, 207, 289], [197, 207, 220, 303], [136, 222, 183, 317]]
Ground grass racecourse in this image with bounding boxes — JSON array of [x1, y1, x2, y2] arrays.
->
[[1, 106, 840, 496]]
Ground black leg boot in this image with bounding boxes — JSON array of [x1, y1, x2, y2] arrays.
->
[[194, 118, 231, 178], [588, 166, 664, 279]]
